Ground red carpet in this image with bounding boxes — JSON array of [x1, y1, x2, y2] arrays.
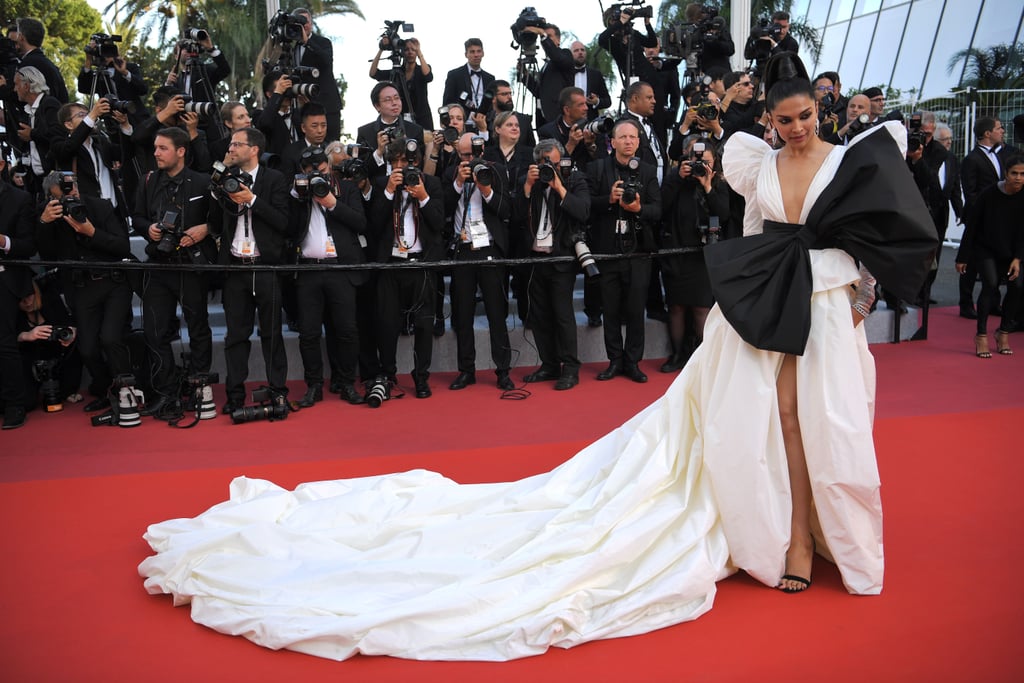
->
[[1, 307, 1021, 682]]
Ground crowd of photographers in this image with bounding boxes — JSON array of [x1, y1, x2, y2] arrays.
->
[[0, 4, 1018, 432]]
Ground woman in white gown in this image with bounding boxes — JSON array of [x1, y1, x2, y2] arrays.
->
[[138, 54, 936, 662]]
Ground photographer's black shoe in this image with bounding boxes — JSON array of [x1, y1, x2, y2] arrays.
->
[[496, 370, 514, 391], [298, 385, 323, 408], [221, 398, 243, 415], [83, 397, 109, 412], [338, 384, 365, 405], [414, 379, 432, 399], [523, 366, 560, 383], [449, 372, 476, 390], [554, 372, 579, 391], [2, 406, 26, 430], [596, 361, 623, 381], [624, 364, 648, 384]]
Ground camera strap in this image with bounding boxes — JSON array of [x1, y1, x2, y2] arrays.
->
[[392, 192, 419, 254]]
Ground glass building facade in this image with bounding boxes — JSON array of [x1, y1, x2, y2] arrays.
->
[[791, 0, 1024, 100]]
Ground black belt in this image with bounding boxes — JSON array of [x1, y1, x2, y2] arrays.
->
[[389, 255, 423, 263], [230, 255, 261, 265], [297, 257, 337, 264]]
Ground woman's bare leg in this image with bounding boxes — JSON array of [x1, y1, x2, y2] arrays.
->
[[776, 353, 814, 591]]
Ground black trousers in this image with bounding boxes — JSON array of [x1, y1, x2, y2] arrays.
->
[[72, 276, 132, 393], [525, 261, 579, 373], [450, 246, 511, 373], [599, 257, 652, 365], [377, 265, 435, 380], [977, 257, 1023, 335], [0, 284, 25, 405], [296, 269, 358, 387], [356, 272, 382, 382], [222, 269, 288, 401], [141, 269, 212, 397]]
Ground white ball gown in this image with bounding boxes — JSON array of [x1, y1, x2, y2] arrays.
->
[[138, 122, 936, 662]]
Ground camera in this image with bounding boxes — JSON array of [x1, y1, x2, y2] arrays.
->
[[293, 171, 332, 200], [180, 98, 217, 118], [337, 157, 368, 182], [611, 1, 653, 21], [470, 161, 494, 187], [402, 166, 422, 188], [819, 92, 837, 120], [85, 33, 122, 60], [186, 28, 209, 43], [537, 156, 572, 184], [573, 237, 600, 278], [90, 373, 144, 428], [231, 387, 291, 424], [379, 20, 415, 64], [155, 210, 182, 255], [907, 111, 926, 153], [583, 114, 615, 136], [847, 113, 873, 139], [300, 146, 328, 170], [268, 10, 308, 45], [510, 7, 549, 63], [620, 157, 642, 204], [60, 197, 89, 223], [210, 162, 253, 196], [32, 359, 63, 413], [687, 141, 708, 178], [186, 372, 218, 421], [365, 376, 392, 408], [100, 95, 137, 116]]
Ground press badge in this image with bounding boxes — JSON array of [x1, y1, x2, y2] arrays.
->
[[467, 219, 490, 248], [357, 235, 367, 248], [616, 219, 629, 235], [325, 235, 337, 257], [240, 239, 254, 256], [392, 243, 409, 258]]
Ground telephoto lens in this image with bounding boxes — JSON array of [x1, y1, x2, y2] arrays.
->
[[366, 377, 390, 408]]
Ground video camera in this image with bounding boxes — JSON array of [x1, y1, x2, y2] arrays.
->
[[510, 7, 549, 64], [85, 33, 122, 60], [662, 7, 721, 60], [268, 10, 308, 45], [747, 17, 785, 65], [380, 19, 415, 64], [610, 0, 653, 21]]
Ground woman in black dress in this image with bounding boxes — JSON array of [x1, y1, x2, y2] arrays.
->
[[369, 37, 434, 130], [658, 136, 731, 371], [955, 153, 1024, 357]]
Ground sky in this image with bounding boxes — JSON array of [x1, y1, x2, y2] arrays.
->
[[85, 0, 670, 140]]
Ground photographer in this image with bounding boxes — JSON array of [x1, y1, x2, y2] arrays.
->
[[537, 86, 605, 167], [643, 39, 681, 137], [518, 24, 573, 127], [813, 71, 846, 142], [424, 103, 466, 178], [620, 81, 667, 182], [287, 8, 343, 143], [699, 13, 735, 76], [49, 101, 132, 212], [568, 42, 612, 122], [281, 102, 331, 175], [519, 139, 590, 391], [77, 34, 148, 123], [834, 93, 872, 144], [718, 70, 762, 140], [0, 66, 63, 198], [255, 72, 303, 156], [356, 82, 426, 180], [165, 31, 229, 104], [668, 80, 724, 161], [585, 119, 661, 384], [209, 127, 290, 415], [443, 133, 514, 391], [486, 80, 536, 148], [131, 86, 213, 173], [131, 127, 215, 418], [288, 144, 369, 408], [16, 277, 81, 416], [370, 137, 444, 399], [441, 39, 496, 122], [598, 5, 659, 86], [11, 18, 68, 103], [0, 159, 37, 430], [37, 171, 132, 412], [659, 136, 730, 372], [744, 11, 798, 64], [370, 34, 434, 130], [210, 102, 251, 163]]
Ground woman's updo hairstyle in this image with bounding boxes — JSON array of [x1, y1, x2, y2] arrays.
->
[[764, 52, 816, 112]]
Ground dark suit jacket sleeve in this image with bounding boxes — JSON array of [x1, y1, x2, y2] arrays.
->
[[207, 50, 231, 86], [442, 68, 464, 109], [252, 170, 290, 231], [31, 98, 64, 149], [83, 197, 131, 258], [959, 152, 983, 211], [325, 182, 367, 235], [589, 69, 612, 111], [561, 171, 591, 225], [1, 187, 37, 259]]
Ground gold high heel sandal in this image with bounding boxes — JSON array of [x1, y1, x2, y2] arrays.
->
[[975, 334, 992, 359], [995, 330, 1013, 355]]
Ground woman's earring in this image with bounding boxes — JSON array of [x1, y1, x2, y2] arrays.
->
[[771, 128, 778, 146], [815, 119, 821, 136]]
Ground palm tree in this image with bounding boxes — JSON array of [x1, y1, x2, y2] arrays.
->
[[947, 42, 1024, 90]]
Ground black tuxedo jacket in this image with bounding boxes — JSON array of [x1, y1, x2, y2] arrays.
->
[[131, 118, 213, 173], [0, 183, 37, 300], [618, 111, 668, 169], [369, 174, 445, 262], [289, 178, 369, 285], [255, 98, 301, 155], [297, 35, 343, 115], [35, 194, 130, 292], [536, 118, 606, 168], [19, 48, 69, 103], [442, 65, 496, 111], [523, 38, 574, 124], [960, 145, 1002, 216], [76, 62, 148, 114], [442, 160, 512, 257], [180, 50, 230, 102], [211, 165, 291, 265], [131, 167, 217, 263], [515, 170, 591, 270], [581, 66, 612, 120], [48, 120, 128, 208], [586, 156, 662, 254], [26, 94, 64, 172]]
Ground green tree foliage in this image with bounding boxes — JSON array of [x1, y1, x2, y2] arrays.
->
[[6, 0, 103, 94], [947, 42, 1024, 90]]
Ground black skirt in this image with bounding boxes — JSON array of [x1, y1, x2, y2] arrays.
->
[[662, 251, 713, 307]]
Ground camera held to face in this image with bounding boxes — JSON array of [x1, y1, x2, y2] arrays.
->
[[210, 162, 253, 197]]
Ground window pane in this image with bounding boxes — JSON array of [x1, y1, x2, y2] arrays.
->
[[815, 21, 849, 76], [861, 5, 911, 92], [800, 0, 831, 29], [882, 0, 911, 7], [838, 14, 878, 86], [855, 0, 883, 15], [890, 0, 943, 97], [829, 0, 856, 24], [972, 1, 1023, 53], [921, 0, 984, 98]]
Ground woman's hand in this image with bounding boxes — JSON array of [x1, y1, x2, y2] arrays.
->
[[1009, 259, 1020, 281]]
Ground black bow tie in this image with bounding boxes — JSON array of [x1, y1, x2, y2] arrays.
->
[[574, 66, 586, 72], [470, 69, 481, 76]]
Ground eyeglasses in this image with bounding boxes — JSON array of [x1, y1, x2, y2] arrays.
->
[[815, 85, 834, 92], [379, 96, 402, 104], [228, 141, 252, 148], [739, 81, 753, 87]]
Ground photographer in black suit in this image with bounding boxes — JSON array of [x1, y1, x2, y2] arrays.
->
[[77, 36, 149, 122], [11, 18, 68, 103], [49, 101, 132, 214], [568, 42, 612, 122], [165, 32, 230, 104], [370, 138, 444, 399], [36, 171, 132, 411], [131, 86, 213, 174], [131, 127, 215, 418], [0, 165, 37, 429], [519, 139, 591, 391], [290, 145, 369, 408], [443, 134, 514, 391], [518, 24, 573, 127], [586, 119, 661, 384], [442, 38, 496, 125], [255, 73, 303, 156], [209, 127, 290, 415], [291, 8, 343, 143], [356, 83, 426, 180], [536, 87, 605, 168]]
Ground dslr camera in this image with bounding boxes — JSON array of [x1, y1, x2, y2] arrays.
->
[[210, 162, 254, 196], [337, 157, 368, 183], [687, 141, 709, 178], [56, 172, 89, 222], [620, 157, 642, 204], [583, 114, 616, 136], [176, 94, 218, 118], [31, 358, 64, 413], [537, 155, 573, 184], [437, 106, 461, 145]]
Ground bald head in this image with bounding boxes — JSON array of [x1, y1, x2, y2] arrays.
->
[[847, 94, 870, 121]]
